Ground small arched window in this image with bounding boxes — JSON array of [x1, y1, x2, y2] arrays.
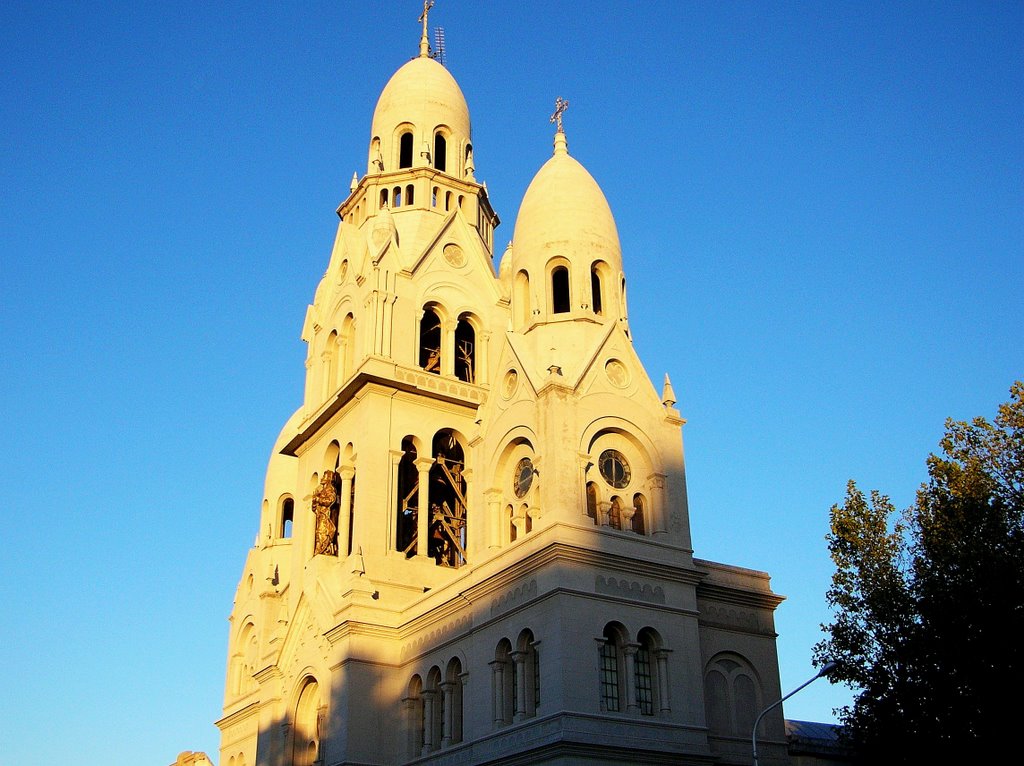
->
[[434, 133, 447, 172], [514, 270, 531, 327], [494, 639, 514, 725], [591, 264, 604, 315], [609, 496, 623, 530], [280, 497, 294, 538], [405, 675, 424, 758], [393, 186, 402, 207], [632, 493, 646, 535], [516, 630, 540, 719], [396, 437, 419, 555], [552, 266, 570, 314], [419, 307, 442, 373], [399, 131, 414, 168], [445, 658, 464, 745], [405, 183, 415, 206], [599, 623, 626, 712], [431, 186, 438, 207], [380, 188, 389, 208], [445, 191, 452, 211], [454, 317, 475, 383], [586, 482, 599, 525]]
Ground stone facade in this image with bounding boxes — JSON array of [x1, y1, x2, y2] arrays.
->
[[217, 16, 789, 766]]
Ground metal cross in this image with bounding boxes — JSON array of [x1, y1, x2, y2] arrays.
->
[[419, 0, 435, 35], [550, 96, 570, 133]]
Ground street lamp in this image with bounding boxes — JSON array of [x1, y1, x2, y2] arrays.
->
[[751, 661, 836, 766]]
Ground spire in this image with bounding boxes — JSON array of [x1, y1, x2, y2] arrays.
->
[[662, 374, 677, 407], [418, 0, 435, 57], [550, 96, 570, 155]]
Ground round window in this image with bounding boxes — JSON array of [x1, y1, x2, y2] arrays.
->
[[598, 449, 631, 488]]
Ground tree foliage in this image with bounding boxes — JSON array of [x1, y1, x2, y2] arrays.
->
[[815, 382, 1024, 762]]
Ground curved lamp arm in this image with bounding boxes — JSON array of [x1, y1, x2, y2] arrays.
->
[[752, 662, 836, 766]]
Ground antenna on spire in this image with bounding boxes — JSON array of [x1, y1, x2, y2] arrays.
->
[[433, 26, 447, 65]]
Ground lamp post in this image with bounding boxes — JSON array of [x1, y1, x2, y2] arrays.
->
[[752, 661, 836, 766]]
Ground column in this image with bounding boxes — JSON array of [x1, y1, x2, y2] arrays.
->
[[441, 319, 456, 377], [597, 500, 611, 527], [655, 649, 672, 715], [414, 457, 434, 559], [512, 650, 528, 722], [489, 660, 505, 726], [421, 690, 436, 754], [623, 643, 640, 715], [648, 473, 667, 534], [485, 489, 502, 549], [440, 681, 455, 747], [337, 464, 355, 558]]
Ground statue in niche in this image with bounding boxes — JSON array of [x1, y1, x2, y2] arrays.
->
[[312, 470, 339, 556]]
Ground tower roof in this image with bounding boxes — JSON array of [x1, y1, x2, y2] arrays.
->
[[370, 55, 471, 147], [510, 132, 621, 269]]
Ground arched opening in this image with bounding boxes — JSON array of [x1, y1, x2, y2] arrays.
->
[[280, 497, 294, 539], [445, 191, 452, 211], [405, 675, 424, 758], [515, 629, 540, 720], [632, 493, 647, 535], [591, 263, 604, 315], [586, 482, 599, 525], [405, 183, 415, 206], [494, 639, 514, 725], [419, 306, 442, 373], [507, 504, 517, 543], [609, 496, 623, 530], [514, 270, 531, 327], [424, 667, 443, 752], [340, 313, 356, 381], [393, 186, 402, 207], [445, 657, 464, 745], [380, 187, 389, 208], [634, 628, 658, 715], [429, 430, 467, 567], [599, 623, 626, 712], [434, 133, 447, 172], [399, 131, 414, 168], [705, 653, 762, 737], [454, 316, 475, 383], [292, 679, 321, 766], [551, 265, 570, 314], [396, 437, 418, 556], [312, 468, 339, 556], [431, 186, 438, 207]]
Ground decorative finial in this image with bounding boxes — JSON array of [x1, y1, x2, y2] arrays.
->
[[550, 96, 570, 134], [662, 373, 677, 407], [418, 0, 435, 57]]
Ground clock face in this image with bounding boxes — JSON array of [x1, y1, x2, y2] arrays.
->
[[514, 457, 534, 498], [598, 449, 630, 488]]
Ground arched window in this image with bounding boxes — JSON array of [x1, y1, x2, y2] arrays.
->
[[454, 316, 475, 383], [609, 496, 623, 530], [434, 133, 447, 172], [586, 482, 599, 524], [514, 270, 531, 327], [419, 307, 442, 373], [399, 131, 414, 168], [431, 186, 438, 207], [396, 437, 418, 555], [393, 186, 402, 207], [591, 263, 604, 315], [493, 639, 514, 725], [552, 266, 570, 314], [444, 658, 464, 745], [340, 313, 356, 382], [405, 183, 415, 206], [632, 493, 646, 535], [380, 187, 389, 208], [634, 628, 658, 715], [405, 675, 424, 759], [515, 629, 540, 720], [429, 430, 467, 568], [280, 497, 294, 539], [705, 653, 762, 737], [445, 191, 452, 211], [423, 667, 442, 753], [507, 504, 517, 543], [599, 623, 627, 712], [292, 679, 321, 766]]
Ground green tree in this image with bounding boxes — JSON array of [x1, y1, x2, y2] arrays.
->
[[815, 382, 1024, 762]]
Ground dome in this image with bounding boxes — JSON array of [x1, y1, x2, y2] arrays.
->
[[511, 133, 621, 270], [368, 56, 471, 175]]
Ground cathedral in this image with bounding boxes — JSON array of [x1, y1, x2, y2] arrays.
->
[[216, 9, 789, 766]]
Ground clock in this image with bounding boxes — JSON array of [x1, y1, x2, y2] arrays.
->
[[598, 449, 630, 488], [513, 457, 535, 498]]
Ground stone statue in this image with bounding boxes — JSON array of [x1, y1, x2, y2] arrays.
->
[[312, 470, 339, 556]]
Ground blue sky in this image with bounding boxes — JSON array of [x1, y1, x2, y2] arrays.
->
[[1, 1, 1021, 764]]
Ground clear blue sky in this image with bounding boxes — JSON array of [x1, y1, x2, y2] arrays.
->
[[1, 1, 1021, 764]]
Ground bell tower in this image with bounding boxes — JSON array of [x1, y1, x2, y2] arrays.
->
[[218, 8, 789, 766]]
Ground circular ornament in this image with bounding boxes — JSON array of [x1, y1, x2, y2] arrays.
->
[[513, 457, 535, 498], [598, 449, 631, 488], [443, 243, 465, 267], [604, 358, 630, 388], [501, 369, 519, 399]]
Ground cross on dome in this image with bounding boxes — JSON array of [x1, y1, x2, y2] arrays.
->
[[418, 0, 435, 57], [550, 96, 570, 134]]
